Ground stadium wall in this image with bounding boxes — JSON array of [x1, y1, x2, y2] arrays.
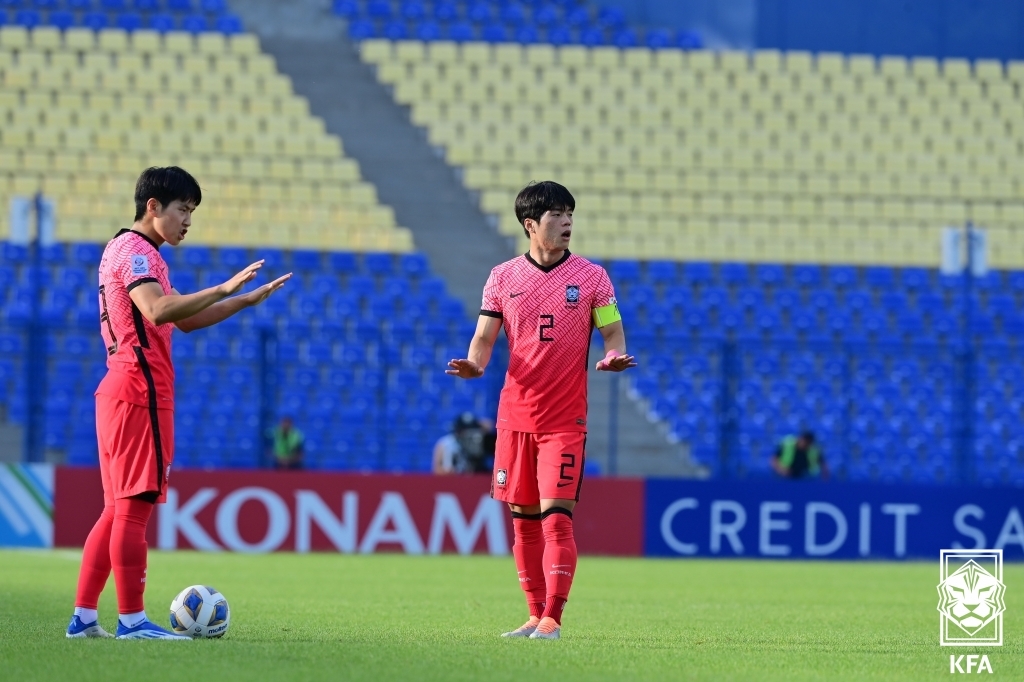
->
[[6, 466, 1021, 561]]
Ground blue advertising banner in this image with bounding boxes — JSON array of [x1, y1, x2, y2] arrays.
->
[[645, 479, 1024, 560]]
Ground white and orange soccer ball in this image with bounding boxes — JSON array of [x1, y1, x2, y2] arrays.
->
[[169, 585, 231, 638]]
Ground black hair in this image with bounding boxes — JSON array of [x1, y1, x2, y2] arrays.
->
[[514, 180, 575, 238], [800, 431, 816, 444], [134, 166, 202, 221]]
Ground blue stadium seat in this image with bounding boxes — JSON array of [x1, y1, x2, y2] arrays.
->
[[864, 266, 895, 289], [643, 27, 670, 49], [433, 1, 457, 22], [212, 16, 240, 35], [579, 25, 604, 46], [681, 262, 713, 286], [134, 0, 159, 10], [608, 259, 640, 282], [448, 22, 473, 41], [200, 0, 226, 12], [116, 12, 142, 31], [148, 12, 174, 30], [332, 0, 358, 19], [675, 29, 703, 49], [15, 8, 41, 26], [565, 5, 590, 26], [167, 0, 192, 11], [399, 0, 423, 20], [546, 25, 571, 44], [328, 251, 358, 274], [348, 18, 375, 39], [48, 10, 74, 28], [82, 10, 109, 28], [828, 266, 858, 288], [534, 3, 558, 26], [466, 1, 490, 23], [416, 20, 441, 40], [481, 23, 506, 41], [514, 25, 538, 43], [367, 0, 391, 19], [101, 0, 126, 9], [182, 13, 206, 31], [383, 21, 408, 39], [500, 3, 524, 25]]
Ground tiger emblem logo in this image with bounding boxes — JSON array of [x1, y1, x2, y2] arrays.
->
[[937, 559, 1006, 637]]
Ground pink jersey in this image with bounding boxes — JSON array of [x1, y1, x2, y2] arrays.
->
[[481, 251, 617, 433], [95, 229, 175, 410]]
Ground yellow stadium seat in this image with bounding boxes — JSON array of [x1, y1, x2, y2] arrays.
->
[[879, 55, 907, 78], [1, 26, 29, 49], [229, 33, 260, 56], [98, 29, 129, 52], [30, 27, 61, 50], [428, 41, 457, 63], [943, 58, 971, 80], [785, 51, 813, 73], [196, 33, 227, 56]]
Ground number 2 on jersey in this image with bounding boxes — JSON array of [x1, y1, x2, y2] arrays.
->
[[539, 314, 555, 342]]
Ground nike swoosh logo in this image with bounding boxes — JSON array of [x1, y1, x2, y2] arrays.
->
[[552, 565, 571, 568], [556, 481, 574, 488], [510, 292, 525, 298]]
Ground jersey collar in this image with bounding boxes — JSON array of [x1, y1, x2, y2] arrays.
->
[[525, 249, 571, 273], [115, 228, 161, 250]]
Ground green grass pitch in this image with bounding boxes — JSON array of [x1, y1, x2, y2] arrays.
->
[[1, 550, 1020, 681]]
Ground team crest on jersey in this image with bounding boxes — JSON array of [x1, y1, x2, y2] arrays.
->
[[566, 285, 580, 307], [496, 469, 507, 486], [131, 255, 150, 276]]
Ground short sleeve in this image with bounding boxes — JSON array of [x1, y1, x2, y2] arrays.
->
[[591, 267, 617, 310], [480, 269, 503, 318], [120, 249, 161, 292]]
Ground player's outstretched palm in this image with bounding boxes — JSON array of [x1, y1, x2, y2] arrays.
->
[[596, 352, 637, 372], [446, 358, 484, 379], [220, 260, 265, 296], [243, 273, 292, 307]]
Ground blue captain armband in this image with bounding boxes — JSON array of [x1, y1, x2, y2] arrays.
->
[[592, 299, 622, 328]]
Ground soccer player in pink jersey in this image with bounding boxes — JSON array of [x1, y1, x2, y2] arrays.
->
[[67, 167, 290, 640], [447, 181, 635, 640]]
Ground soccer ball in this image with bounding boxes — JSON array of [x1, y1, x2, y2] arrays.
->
[[169, 585, 231, 638]]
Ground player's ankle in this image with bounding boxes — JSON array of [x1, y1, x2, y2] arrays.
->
[[74, 607, 98, 623], [118, 611, 148, 628]]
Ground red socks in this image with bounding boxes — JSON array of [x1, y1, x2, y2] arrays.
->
[[75, 496, 154, 615], [74, 503, 114, 610], [540, 508, 577, 625], [110, 497, 154, 615], [511, 513, 546, 618]]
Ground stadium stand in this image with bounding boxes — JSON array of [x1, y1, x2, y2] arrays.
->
[[362, 41, 1024, 268], [0, 25, 413, 251], [0, 25, 486, 472], [0, 241, 495, 472], [357, 39, 1024, 486], [333, 0, 702, 49]]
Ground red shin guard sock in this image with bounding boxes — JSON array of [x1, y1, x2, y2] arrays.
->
[[541, 508, 577, 625], [111, 497, 155, 615], [74, 504, 115, 610], [511, 513, 546, 618]]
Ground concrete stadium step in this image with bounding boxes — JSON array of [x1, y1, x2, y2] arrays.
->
[[228, 0, 511, 313]]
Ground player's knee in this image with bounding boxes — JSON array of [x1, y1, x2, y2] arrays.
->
[[540, 507, 573, 521], [510, 511, 543, 521]]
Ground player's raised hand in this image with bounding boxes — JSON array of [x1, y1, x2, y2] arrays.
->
[[219, 260, 265, 296], [243, 273, 292, 307], [596, 350, 637, 372], [446, 358, 484, 379]]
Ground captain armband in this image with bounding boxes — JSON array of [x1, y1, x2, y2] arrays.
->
[[592, 299, 622, 328]]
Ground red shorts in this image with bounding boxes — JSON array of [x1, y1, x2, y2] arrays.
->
[[491, 430, 586, 506], [95, 394, 174, 505]]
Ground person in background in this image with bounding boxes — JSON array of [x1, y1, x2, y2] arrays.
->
[[433, 412, 495, 475], [272, 416, 304, 470], [771, 431, 829, 480]]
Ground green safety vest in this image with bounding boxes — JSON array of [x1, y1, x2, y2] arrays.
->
[[273, 428, 304, 460], [779, 435, 820, 476]]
